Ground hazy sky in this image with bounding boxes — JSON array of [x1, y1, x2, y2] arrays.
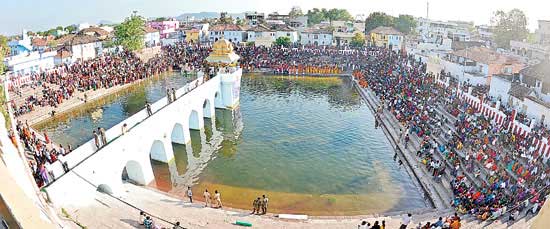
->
[[1, 0, 547, 35]]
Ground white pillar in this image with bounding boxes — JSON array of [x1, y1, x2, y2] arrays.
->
[[219, 68, 242, 109]]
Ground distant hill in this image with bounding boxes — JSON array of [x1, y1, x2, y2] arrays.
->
[[175, 12, 246, 21], [98, 20, 118, 26]]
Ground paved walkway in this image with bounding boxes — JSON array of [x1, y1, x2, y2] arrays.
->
[[63, 183, 443, 229]]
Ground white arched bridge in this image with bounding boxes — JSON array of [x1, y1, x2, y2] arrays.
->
[[43, 68, 242, 206]]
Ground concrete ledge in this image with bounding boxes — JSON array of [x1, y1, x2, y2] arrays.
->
[[278, 214, 308, 220]]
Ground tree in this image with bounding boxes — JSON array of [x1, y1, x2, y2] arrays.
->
[[45, 28, 57, 36], [236, 17, 246, 26], [0, 35, 9, 75], [350, 32, 365, 47], [103, 40, 116, 48], [289, 6, 303, 18], [274, 36, 291, 47], [326, 9, 353, 23], [65, 25, 77, 34], [114, 13, 146, 51], [394, 14, 417, 34], [219, 16, 234, 24], [365, 12, 395, 33], [154, 17, 167, 22], [306, 8, 354, 26], [307, 8, 325, 25], [491, 9, 529, 49]]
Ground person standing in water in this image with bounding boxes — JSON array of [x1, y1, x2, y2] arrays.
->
[[214, 190, 222, 209], [261, 194, 269, 214], [203, 189, 211, 207]]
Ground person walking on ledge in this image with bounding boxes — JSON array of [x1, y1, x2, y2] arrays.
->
[[121, 123, 128, 135], [99, 127, 107, 145], [187, 186, 193, 203], [93, 130, 100, 149], [146, 102, 153, 116], [172, 88, 176, 101]]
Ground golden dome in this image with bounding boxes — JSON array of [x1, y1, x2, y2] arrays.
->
[[211, 38, 234, 57], [206, 38, 240, 65]]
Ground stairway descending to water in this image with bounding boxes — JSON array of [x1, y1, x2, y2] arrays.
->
[[355, 83, 537, 229]]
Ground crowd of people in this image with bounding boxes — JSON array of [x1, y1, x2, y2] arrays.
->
[[353, 46, 549, 226], [6, 40, 550, 227], [11, 120, 72, 187], [11, 50, 171, 117]]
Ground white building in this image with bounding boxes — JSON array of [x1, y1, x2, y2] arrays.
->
[[488, 74, 517, 103], [55, 34, 102, 63], [288, 16, 308, 32], [144, 27, 161, 47], [416, 18, 471, 43], [274, 25, 298, 43], [8, 30, 33, 56], [520, 59, 550, 103], [509, 21, 550, 61], [247, 24, 298, 47], [54, 48, 72, 66], [3, 51, 56, 75], [440, 47, 524, 86], [331, 21, 365, 47], [300, 28, 333, 46], [209, 24, 247, 43], [245, 12, 265, 27], [161, 30, 184, 46], [77, 23, 91, 32], [537, 20, 550, 46]]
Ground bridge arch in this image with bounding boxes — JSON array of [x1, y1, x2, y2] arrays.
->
[[123, 160, 148, 185], [203, 98, 214, 118], [171, 123, 188, 144], [214, 91, 223, 108], [189, 110, 202, 130], [97, 184, 113, 194], [150, 140, 173, 162]]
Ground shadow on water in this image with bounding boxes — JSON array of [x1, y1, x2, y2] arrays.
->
[[204, 118, 213, 143], [150, 159, 173, 192], [172, 143, 188, 176], [189, 130, 202, 158]]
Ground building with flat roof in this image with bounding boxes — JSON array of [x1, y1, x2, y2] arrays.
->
[[209, 24, 247, 43], [369, 26, 404, 50], [300, 28, 333, 46], [442, 46, 524, 85], [147, 20, 179, 39], [3, 50, 56, 76], [245, 12, 265, 27]]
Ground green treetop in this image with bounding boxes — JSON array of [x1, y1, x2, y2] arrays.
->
[[274, 36, 291, 47], [115, 13, 146, 51], [306, 8, 354, 25], [491, 9, 529, 49], [350, 32, 366, 47], [0, 35, 9, 75]]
